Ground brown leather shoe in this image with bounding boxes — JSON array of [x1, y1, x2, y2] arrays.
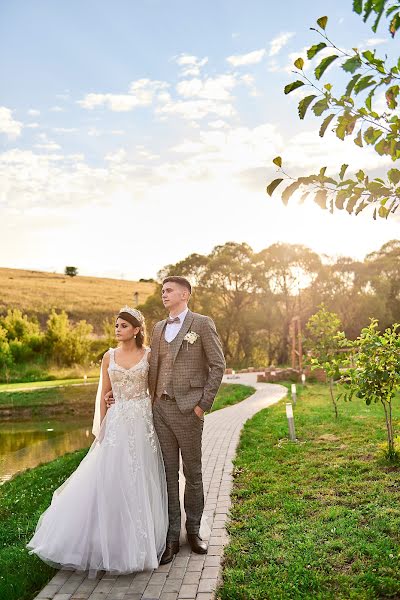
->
[[160, 541, 179, 564], [187, 534, 208, 554]]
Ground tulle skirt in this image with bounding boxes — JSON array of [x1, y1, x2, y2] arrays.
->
[[27, 400, 168, 576]]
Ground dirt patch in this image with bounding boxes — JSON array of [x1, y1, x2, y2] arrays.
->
[[317, 434, 340, 442]]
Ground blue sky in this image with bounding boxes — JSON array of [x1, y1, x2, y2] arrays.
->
[[1, 1, 398, 279]]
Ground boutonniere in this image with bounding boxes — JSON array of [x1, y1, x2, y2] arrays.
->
[[184, 331, 199, 350]]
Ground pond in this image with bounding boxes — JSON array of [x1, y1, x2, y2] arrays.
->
[[0, 416, 93, 484]]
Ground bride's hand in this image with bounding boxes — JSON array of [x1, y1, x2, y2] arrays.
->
[[104, 390, 115, 408]]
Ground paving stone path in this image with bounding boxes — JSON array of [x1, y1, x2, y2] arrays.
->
[[34, 374, 287, 600]]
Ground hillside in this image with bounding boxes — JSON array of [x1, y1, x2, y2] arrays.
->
[[0, 268, 156, 332]]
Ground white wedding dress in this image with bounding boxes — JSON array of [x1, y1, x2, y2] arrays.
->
[[27, 347, 168, 576]]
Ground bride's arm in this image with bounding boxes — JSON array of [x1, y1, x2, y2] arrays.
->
[[100, 352, 112, 425]]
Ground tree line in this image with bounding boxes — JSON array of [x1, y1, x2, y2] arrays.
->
[[139, 239, 400, 368]]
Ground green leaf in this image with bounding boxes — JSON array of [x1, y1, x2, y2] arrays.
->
[[339, 164, 349, 180], [317, 16, 328, 30], [389, 12, 400, 37], [364, 126, 383, 145], [312, 97, 329, 116], [342, 55, 362, 73], [375, 138, 389, 156], [307, 42, 327, 59], [354, 130, 363, 147], [356, 169, 365, 181], [272, 156, 282, 168], [314, 189, 328, 209], [298, 95, 317, 119], [388, 168, 400, 184], [315, 55, 339, 80], [294, 57, 304, 70], [354, 75, 376, 94], [336, 112, 357, 140], [353, 0, 363, 14], [266, 178, 284, 196], [319, 113, 335, 137], [385, 85, 399, 109], [284, 80, 305, 95], [365, 89, 375, 110], [345, 73, 362, 96], [379, 205, 389, 218], [281, 180, 304, 205]]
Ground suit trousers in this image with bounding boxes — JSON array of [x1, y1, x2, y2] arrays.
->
[[153, 396, 204, 542]]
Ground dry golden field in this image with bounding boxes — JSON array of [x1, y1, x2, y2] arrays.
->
[[0, 268, 156, 332]]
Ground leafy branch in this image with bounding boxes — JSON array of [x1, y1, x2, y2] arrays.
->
[[267, 10, 400, 218]]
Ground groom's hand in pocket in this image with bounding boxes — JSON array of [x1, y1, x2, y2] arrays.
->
[[194, 405, 204, 419], [104, 390, 115, 408]]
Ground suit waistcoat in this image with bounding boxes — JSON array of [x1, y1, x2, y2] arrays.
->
[[155, 330, 181, 398]]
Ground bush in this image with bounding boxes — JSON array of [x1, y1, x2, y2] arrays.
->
[[45, 310, 93, 366], [0, 310, 44, 363]]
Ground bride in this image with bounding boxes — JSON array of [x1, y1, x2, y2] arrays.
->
[[27, 306, 168, 576]]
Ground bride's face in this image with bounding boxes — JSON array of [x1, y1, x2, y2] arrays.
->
[[115, 318, 139, 342]]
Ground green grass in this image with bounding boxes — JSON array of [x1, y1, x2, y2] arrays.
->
[[0, 382, 254, 416], [211, 384, 255, 412], [0, 383, 98, 415], [0, 448, 88, 600], [218, 383, 400, 600], [0, 377, 99, 392]]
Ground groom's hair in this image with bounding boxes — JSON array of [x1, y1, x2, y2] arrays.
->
[[162, 276, 192, 294]]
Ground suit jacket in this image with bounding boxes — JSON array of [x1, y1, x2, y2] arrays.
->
[[149, 309, 226, 413]]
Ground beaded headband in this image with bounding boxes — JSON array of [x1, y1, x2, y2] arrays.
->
[[118, 305, 145, 325]]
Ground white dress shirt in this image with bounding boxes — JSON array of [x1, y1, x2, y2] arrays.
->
[[164, 307, 188, 343]]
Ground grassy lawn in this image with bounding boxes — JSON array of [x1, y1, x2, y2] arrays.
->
[[0, 382, 254, 416], [0, 383, 98, 416], [0, 378, 99, 392], [218, 383, 400, 600], [211, 384, 255, 412]]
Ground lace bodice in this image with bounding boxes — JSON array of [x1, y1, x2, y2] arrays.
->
[[108, 347, 150, 402], [105, 347, 157, 456]]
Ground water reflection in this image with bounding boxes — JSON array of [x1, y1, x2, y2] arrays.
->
[[0, 417, 93, 484]]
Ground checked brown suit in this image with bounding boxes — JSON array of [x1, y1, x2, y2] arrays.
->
[[149, 309, 225, 542]]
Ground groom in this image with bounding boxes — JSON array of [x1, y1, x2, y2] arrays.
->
[[150, 276, 225, 564]]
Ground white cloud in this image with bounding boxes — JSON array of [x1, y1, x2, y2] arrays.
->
[[208, 120, 229, 129], [174, 54, 208, 77], [227, 48, 266, 66], [105, 149, 127, 163], [26, 122, 40, 129], [269, 32, 295, 56], [0, 107, 23, 139], [53, 127, 78, 133], [50, 106, 65, 112], [176, 74, 237, 101], [157, 98, 236, 121], [365, 37, 387, 46], [28, 109, 40, 116], [78, 79, 168, 111], [35, 142, 62, 150]]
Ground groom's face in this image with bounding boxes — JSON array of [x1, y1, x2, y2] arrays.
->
[[162, 282, 188, 312]]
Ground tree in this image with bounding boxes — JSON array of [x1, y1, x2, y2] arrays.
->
[[256, 243, 322, 364], [267, 2, 400, 218], [305, 305, 347, 418], [341, 319, 400, 460], [45, 310, 92, 366], [65, 266, 78, 277], [0, 325, 13, 372], [0, 309, 44, 362]]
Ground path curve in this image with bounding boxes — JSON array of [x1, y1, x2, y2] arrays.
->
[[34, 375, 287, 600]]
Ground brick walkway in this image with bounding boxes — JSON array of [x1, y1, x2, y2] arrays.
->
[[34, 375, 287, 600]]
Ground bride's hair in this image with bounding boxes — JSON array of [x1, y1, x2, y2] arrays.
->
[[117, 312, 145, 348]]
